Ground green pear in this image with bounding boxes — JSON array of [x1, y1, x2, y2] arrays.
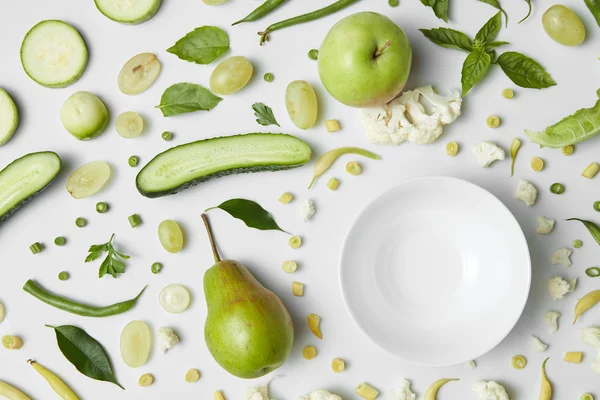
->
[[201, 214, 294, 379]]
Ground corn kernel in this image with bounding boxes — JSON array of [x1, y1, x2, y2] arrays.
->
[[530, 157, 544, 172], [564, 352, 583, 364], [582, 162, 600, 179], [325, 119, 341, 132], [282, 260, 298, 273], [292, 281, 304, 296], [302, 345, 317, 360], [355, 382, 379, 400], [331, 357, 345, 373], [213, 391, 226, 400], [327, 177, 340, 191], [185, 368, 201, 382], [308, 314, 322, 339], [139, 373, 154, 387], [279, 192, 294, 204]]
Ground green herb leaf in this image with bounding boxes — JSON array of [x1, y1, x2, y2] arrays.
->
[[85, 244, 108, 263], [419, 28, 473, 52], [206, 198, 288, 233], [252, 103, 280, 127], [566, 218, 600, 245], [496, 52, 556, 89], [167, 26, 229, 65], [85, 234, 130, 279], [519, 0, 533, 23], [585, 0, 600, 26], [461, 49, 492, 96], [475, 12, 502, 44], [156, 83, 222, 117], [478, 0, 508, 26], [486, 40, 510, 49], [46, 325, 123, 389], [420, 0, 449, 22]]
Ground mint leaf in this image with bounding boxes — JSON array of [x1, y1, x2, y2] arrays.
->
[[419, 28, 473, 52], [252, 103, 280, 127], [461, 49, 492, 95], [478, 0, 508, 26], [496, 52, 556, 89], [475, 12, 502, 44], [420, 0, 449, 22], [167, 26, 229, 65], [519, 0, 533, 23], [156, 83, 222, 117]]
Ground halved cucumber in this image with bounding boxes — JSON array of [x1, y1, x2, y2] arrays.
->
[[136, 133, 311, 198], [0, 88, 18, 146], [0, 152, 61, 224], [95, 0, 162, 24], [20, 20, 88, 88]]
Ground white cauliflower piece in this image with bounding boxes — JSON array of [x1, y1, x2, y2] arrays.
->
[[548, 276, 571, 300], [465, 360, 477, 369], [532, 336, 548, 352], [245, 386, 270, 400], [568, 278, 577, 292], [360, 85, 462, 146], [298, 199, 316, 222], [536, 216, 555, 234], [472, 141, 505, 167], [592, 351, 600, 375], [296, 389, 342, 400], [472, 381, 510, 400], [514, 180, 538, 206], [582, 327, 600, 349], [157, 327, 179, 353], [551, 248, 572, 267], [544, 311, 560, 334], [390, 379, 416, 400]]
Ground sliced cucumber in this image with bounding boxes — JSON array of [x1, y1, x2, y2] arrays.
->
[[20, 20, 88, 88], [0, 152, 61, 224], [0, 88, 18, 146], [95, 0, 162, 24], [137, 133, 311, 198]]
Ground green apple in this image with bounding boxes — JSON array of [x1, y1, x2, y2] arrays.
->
[[318, 12, 412, 108]]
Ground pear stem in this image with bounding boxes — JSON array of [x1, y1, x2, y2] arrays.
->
[[374, 40, 391, 58], [201, 213, 221, 263]]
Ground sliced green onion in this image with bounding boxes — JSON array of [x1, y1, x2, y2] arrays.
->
[[501, 88, 514, 99], [54, 237, 67, 246], [151, 262, 163, 274], [446, 141, 459, 157], [96, 202, 109, 214], [128, 156, 139, 167], [388, 0, 399, 6], [264, 73, 274, 82], [511, 355, 527, 369], [550, 183, 565, 194], [75, 217, 87, 228], [581, 393, 594, 400], [128, 214, 142, 228], [346, 161, 362, 176], [161, 131, 173, 141], [586, 267, 600, 278], [562, 145, 574, 156], [308, 49, 319, 60], [486, 115, 501, 128], [595, 201, 600, 212], [289, 235, 302, 249], [573, 239, 583, 248], [30, 242, 44, 254], [58, 271, 70, 281]]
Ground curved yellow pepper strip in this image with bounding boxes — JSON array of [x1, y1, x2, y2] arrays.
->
[[574, 290, 600, 323], [424, 378, 459, 400], [0, 380, 32, 400], [308, 147, 381, 189], [28, 360, 80, 400], [539, 358, 552, 400]]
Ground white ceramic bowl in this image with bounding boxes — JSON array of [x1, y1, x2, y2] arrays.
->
[[340, 177, 531, 366]]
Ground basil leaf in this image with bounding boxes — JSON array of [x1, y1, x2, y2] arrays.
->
[[167, 26, 229, 65], [567, 218, 600, 245], [585, 0, 600, 26], [519, 0, 533, 23], [420, 0, 449, 22], [206, 198, 288, 233], [461, 49, 492, 95], [46, 325, 123, 389], [419, 28, 473, 52], [478, 0, 508, 26], [156, 83, 222, 117], [486, 40, 510, 49], [475, 12, 502, 44], [496, 52, 556, 89]]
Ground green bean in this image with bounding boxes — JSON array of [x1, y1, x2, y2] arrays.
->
[[550, 183, 565, 194], [96, 202, 109, 214], [23, 279, 146, 318], [264, 73, 274, 82], [151, 262, 163, 274], [308, 49, 319, 60], [309, 147, 380, 189], [58, 272, 70, 281], [128, 214, 142, 228], [54, 237, 66, 246], [233, 0, 288, 26], [75, 217, 87, 228], [161, 131, 173, 141], [258, 0, 362, 45], [128, 156, 139, 167], [30, 242, 44, 254], [584, 0, 600, 27], [595, 201, 600, 212]]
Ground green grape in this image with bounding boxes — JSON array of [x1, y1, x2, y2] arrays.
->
[[285, 80, 318, 130], [118, 53, 161, 95], [115, 111, 144, 138], [209, 56, 253, 95], [542, 5, 586, 46], [158, 220, 184, 254], [202, 0, 227, 4]]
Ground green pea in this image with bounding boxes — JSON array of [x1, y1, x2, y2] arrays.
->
[[75, 217, 87, 228], [96, 202, 109, 214], [264, 73, 274, 82], [308, 49, 319, 60], [58, 271, 70, 281], [54, 237, 67, 246]]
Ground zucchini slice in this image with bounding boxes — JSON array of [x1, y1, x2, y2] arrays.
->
[[0, 152, 61, 224], [137, 133, 311, 198], [0, 88, 18, 146], [20, 20, 88, 88], [95, 0, 162, 24]]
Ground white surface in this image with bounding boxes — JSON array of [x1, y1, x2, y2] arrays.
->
[[340, 177, 531, 366], [0, 0, 599, 399]]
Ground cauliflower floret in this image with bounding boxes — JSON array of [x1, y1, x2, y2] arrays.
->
[[582, 327, 600, 349], [472, 381, 510, 400], [551, 248, 572, 267], [472, 141, 505, 167], [532, 336, 548, 352], [544, 311, 560, 334], [245, 386, 270, 400], [514, 179, 537, 206], [298, 199, 316, 222], [548, 276, 571, 300], [360, 85, 462, 146], [536, 216, 555, 234], [157, 327, 179, 353], [296, 389, 342, 400], [390, 379, 416, 400]]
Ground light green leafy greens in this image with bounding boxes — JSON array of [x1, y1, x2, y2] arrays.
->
[[420, 0, 449, 22], [85, 234, 130, 278], [156, 83, 222, 117], [206, 198, 288, 233], [584, 0, 600, 27], [252, 103, 280, 127], [520, 0, 533, 23], [167, 26, 229, 64], [478, 0, 508, 25]]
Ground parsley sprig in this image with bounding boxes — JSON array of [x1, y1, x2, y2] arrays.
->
[[85, 234, 130, 279], [252, 102, 280, 127]]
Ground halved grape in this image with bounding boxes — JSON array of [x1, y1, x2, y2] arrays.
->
[[286, 80, 318, 130], [115, 111, 144, 138], [542, 5, 586, 46], [158, 220, 184, 253], [66, 161, 111, 199], [159, 284, 191, 313], [118, 53, 161, 95], [209, 56, 253, 95], [202, 0, 227, 4], [120, 320, 152, 368]]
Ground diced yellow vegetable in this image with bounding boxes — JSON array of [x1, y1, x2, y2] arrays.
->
[[331, 358, 345, 373], [486, 115, 501, 128], [302, 345, 317, 360], [325, 119, 341, 132], [185, 369, 201, 382], [582, 162, 600, 179], [279, 192, 294, 204], [327, 177, 340, 191], [355, 382, 379, 400], [289, 236, 302, 249], [282, 260, 298, 273], [563, 352, 583, 364], [502, 88, 514, 99], [446, 141, 459, 157], [308, 314, 322, 339], [139, 373, 154, 387], [292, 281, 304, 297], [562, 145, 574, 156], [530, 157, 545, 172], [213, 391, 226, 400]]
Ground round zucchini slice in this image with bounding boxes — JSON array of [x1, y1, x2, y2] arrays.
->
[[95, 0, 162, 24], [0, 88, 18, 146]]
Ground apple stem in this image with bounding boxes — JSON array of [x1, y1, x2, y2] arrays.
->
[[201, 213, 221, 263], [374, 40, 391, 58]]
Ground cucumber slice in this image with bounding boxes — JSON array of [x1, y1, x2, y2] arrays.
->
[[137, 133, 311, 198], [0, 88, 18, 146], [95, 0, 162, 24], [20, 20, 88, 88], [0, 152, 61, 224]]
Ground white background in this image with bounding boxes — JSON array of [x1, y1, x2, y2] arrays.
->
[[1, 0, 599, 398]]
